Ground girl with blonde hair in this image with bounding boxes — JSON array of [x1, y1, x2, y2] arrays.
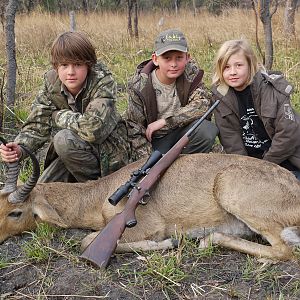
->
[[212, 39, 300, 180]]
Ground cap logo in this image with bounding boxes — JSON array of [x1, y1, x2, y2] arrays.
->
[[162, 33, 182, 43]]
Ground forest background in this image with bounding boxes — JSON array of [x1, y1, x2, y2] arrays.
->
[[0, 0, 300, 299]]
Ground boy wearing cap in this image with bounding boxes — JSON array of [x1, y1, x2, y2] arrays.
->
[[125, 29, 218, 160]]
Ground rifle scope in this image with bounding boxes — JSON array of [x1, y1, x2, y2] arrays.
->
[[108, 150, 162, 206]]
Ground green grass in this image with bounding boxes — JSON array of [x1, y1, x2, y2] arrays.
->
[[22, 223, 58, 262], [0, 259, 9, 269], [139, 251, 186, 287]]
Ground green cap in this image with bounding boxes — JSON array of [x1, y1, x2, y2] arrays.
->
[[154, 29, 188, 56]]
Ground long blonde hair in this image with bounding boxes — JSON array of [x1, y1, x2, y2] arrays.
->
[[212, 39, 262, 87]]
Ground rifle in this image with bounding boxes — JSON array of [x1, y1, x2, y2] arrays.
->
[[80, 100, 220, 268]]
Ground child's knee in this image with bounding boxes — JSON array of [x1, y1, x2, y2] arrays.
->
[[195, 120, 218, 142], [53, 129, 77, 157]]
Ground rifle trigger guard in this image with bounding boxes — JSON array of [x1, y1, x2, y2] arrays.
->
[[139, 191, 150, 205]]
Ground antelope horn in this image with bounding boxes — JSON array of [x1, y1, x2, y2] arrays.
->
[[8, 145, 40, 203], [0, 137, 19, 195]]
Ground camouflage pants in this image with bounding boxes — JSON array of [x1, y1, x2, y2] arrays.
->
[[292, 170, 300, 181], [39, 127, 130, 183], [152, 119, 219, 154]]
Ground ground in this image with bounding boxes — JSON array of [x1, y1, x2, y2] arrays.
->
[[1, 147, 300, 299], [1, 223, 300, 299]]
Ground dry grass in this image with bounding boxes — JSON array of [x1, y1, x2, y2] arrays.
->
[[0, 8, 299, 113]]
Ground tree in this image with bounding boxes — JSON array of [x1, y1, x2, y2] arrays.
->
[[252, 0, 278, 71], [284, 0, 298, 39], [5, 0, 18, 130], [0, 0, 9, 30], [192, 0, 197, 16], [127, 0, 138, 39], [70, 10, 76, 31], [174, 0, 179, 15], [0, 74, 4, 132]]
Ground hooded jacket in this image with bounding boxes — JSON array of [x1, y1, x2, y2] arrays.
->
[[15, 61, 130, 176], [125, 59, 212, 159], [212, 71, 300, 169]]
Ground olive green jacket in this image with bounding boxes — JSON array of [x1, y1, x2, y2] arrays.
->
[[212, 71, 300, 169]]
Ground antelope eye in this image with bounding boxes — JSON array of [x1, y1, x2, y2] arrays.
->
[[8, 211, 23, 218]]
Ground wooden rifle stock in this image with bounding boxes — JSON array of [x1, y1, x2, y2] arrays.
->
[[80, 100, 220, 268]]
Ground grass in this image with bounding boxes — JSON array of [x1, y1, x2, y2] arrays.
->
[[1, 225, 300, 298], [20, 222, 84, 265], [1, 8, 300, 299], [0, 8, 299, 117], [22, 223, 58, 262]]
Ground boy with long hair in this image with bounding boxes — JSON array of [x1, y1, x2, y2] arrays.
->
[[0, 31, 130, 182]]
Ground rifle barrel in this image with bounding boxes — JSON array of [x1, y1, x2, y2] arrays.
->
[[186, 100, 220, 137]]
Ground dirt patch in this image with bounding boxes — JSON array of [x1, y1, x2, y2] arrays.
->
[[1, 228, 300, 299]]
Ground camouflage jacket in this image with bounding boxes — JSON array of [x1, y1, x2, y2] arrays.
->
[[125, 59, 212, 160], [15, 61, 130, 174]]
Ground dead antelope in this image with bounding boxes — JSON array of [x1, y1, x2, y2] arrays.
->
[[0, 151, 300, 261]]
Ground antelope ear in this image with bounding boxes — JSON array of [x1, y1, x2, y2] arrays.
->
[[33, 202, 67, 228]]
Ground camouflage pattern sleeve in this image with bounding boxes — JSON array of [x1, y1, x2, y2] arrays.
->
[[53, 70, 119, 144], [156, 82, 212, 135], [15, 82, 57, 152], [124, 88, 152, 160]]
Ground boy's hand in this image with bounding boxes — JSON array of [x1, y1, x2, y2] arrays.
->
[[146, 119, 166, 142], [0, 142, 22, 162]]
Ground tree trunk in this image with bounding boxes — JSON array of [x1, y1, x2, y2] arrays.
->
[[251, 0, 264, 65], [5, 0, 18, 130], [127, 0, 133, 38], [26, 0, 34, 14], [1, 1, 8, 37], [0, 74, 4, 131], [58, 0, 63, 14], [175, 0, 178, 15], [82, 0, 88, 14], [257, 0, 278, 71], [284, 0, 297, 38], [70, 10, 76, 31], [133, 0, 138, 39], [262, 17, 273, 71], [192, 0, 197, 16]]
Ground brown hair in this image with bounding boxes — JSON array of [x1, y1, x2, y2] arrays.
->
[[51, 31, 97, 70], [212, 39, 263, 87]]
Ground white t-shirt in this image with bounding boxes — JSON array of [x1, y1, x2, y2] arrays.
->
[[151, 70, 181, 120]]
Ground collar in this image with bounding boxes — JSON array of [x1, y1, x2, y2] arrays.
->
[[60, 79, 87, 99], [216, 83, 229, 96]]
